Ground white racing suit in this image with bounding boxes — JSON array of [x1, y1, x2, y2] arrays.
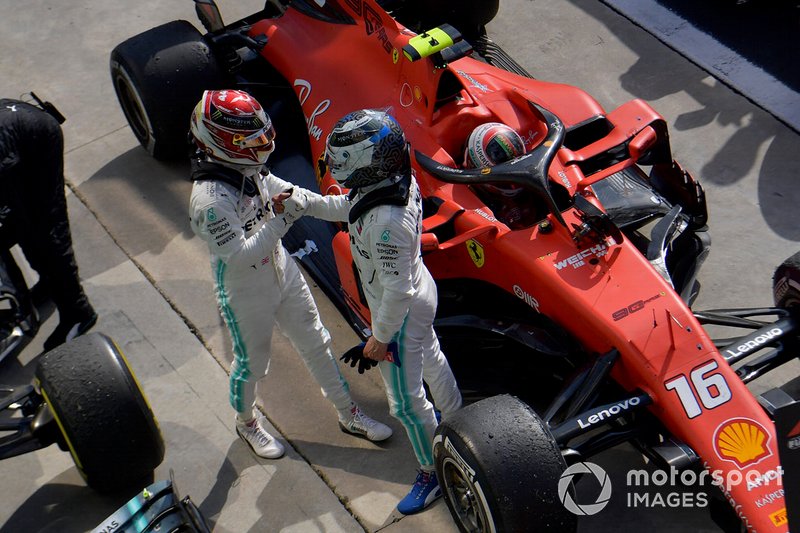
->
[[299, 176, 462, 469], [189, 170, 352, 417]]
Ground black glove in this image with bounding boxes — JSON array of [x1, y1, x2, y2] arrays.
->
[[340, 342, 379, 374]]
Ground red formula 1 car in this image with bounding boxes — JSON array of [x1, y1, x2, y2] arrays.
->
[[109, 1, 799, 531]]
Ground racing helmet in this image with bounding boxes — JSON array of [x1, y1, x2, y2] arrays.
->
[[464, 122, 534, 229], [463, 122, 525, 168], [324, 109, 407, 189], [189, 89, 276, 167]]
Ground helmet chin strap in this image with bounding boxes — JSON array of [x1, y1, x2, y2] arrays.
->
[[239, 165, 263, 178]]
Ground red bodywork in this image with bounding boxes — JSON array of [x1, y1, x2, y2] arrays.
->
[[251, 3, 787, 530]]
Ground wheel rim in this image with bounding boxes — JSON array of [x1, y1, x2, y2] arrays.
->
[[441, 456, 493, 533], [113, 68, 150, 145]]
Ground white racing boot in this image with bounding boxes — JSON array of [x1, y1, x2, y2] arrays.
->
[[339, 405, 393, 442], [236, 412, 285, 459]]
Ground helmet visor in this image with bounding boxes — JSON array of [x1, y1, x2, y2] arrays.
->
[[233, 124, 276, 149]]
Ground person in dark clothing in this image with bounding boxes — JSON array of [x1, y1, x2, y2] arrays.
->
[[0, 246, 38, 360], [0, 97, 96, 351]]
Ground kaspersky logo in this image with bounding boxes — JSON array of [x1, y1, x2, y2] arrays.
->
[[713, 418, 773, 469]]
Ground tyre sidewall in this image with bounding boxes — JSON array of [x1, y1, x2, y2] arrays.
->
[[34, 333, 164, 491], [109, 20, 226, 160], [434, 395, 577, 532], [773, 251, 800, 308]]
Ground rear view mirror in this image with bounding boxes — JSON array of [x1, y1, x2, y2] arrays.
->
[[194, 0, 225, 33], [628, 126, 657, 162]]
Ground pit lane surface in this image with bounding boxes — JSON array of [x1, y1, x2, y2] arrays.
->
[[0, 1, 798, 532]]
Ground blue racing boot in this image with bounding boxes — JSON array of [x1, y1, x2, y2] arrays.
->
[[397, 470, 442, 514]]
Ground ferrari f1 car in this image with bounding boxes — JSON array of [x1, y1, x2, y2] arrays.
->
[[109, 0, 799, 531]]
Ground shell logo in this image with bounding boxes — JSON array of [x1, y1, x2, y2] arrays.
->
[[713, 418, 773, 469]]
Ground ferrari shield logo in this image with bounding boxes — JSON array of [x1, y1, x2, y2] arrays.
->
[[466, 239, 484, 268]]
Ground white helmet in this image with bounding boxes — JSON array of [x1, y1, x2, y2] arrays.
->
[[463, 122, 525, 168], [324, 109, 408, 189], [189, 89, 276, 167]]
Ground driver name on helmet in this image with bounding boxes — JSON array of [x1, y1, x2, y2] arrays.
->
[[324, 109, 408, 190], [190, 89, 276, 169]]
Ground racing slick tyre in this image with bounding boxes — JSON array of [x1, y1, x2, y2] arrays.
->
[[433, 394, 576, 533], [34, 332, 165, 492], [773, 250, 800, 308], [110, 20, 226, 160]]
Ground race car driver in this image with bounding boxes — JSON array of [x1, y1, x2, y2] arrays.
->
[[463, 122, 537, 229], [187, 90, 392, 459], [276, 109, 463, 514]]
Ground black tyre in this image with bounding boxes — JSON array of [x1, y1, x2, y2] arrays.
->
[[774, 251, 800, 308], [110, 20, 227, 160], [34, 332, 165, 492], [433, 394, 576, 533]]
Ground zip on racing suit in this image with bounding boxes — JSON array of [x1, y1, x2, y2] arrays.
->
[[189, 167, 356, 419], [288, 174, 463, 470]]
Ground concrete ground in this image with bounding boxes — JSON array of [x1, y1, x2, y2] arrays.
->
[[0, 0, 798, 532]]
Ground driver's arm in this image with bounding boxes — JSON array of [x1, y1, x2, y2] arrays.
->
[[268, 173, 352, 222], [190, 180, 294, 266]]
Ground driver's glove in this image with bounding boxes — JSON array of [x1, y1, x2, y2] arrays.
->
[[340, 342, 379, 374], [282, 187, 310, 224]]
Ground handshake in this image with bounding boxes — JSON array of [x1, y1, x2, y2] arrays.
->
[[272, 187, 310, 223]]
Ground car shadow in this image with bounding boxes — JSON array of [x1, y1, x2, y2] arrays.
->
[[199, 439, 405, 532], [0, 475, 137, 533], [74, 147, 194, 259], [569, 0, 800, 241]]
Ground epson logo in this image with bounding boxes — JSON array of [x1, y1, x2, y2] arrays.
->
[[725, 328, 782, 358]]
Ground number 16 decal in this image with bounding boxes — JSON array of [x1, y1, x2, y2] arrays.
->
[[664, 360, 732, 419]]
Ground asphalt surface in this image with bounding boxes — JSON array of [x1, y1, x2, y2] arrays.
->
[[0, 1, 798, 532]]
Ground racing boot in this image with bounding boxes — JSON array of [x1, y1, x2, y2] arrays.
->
[[236, 412, 285, 459], [43, 304, 97, 351], [338, 404, 393, 442], [397, 469, 442, 514]]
